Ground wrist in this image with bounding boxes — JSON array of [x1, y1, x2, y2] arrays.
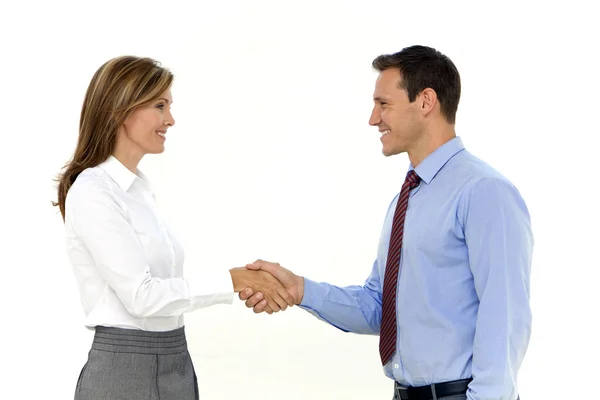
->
[[296, 275, 305, 304]]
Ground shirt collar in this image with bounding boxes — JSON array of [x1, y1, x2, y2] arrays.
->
[[98, 155, 149, 192], [410, 137, 465, 184]]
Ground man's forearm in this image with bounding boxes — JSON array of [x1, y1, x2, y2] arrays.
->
[[300, 278, 382, 335]]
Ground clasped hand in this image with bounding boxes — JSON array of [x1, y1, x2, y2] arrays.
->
[[232, 259, 304, 315]]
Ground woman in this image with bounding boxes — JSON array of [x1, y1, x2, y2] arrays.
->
[[54, 56, 292, 400]]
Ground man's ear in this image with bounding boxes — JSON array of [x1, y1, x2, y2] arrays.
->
[[419, 88, 438, 116]]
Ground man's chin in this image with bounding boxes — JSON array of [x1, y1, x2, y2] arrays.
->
[[382, 147, 402, 157]]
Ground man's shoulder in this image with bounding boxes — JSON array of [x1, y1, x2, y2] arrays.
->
[[448, 150, 529, 218], [448, 149, 513, 187]]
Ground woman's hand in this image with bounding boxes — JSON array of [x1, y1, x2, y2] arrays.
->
[[229, 267, 294, 313]]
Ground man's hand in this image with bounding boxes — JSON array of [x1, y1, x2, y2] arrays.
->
[[238, 259, 304, 314], [229, 267, 294, 313]]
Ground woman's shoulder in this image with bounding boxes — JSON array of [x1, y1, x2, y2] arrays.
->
[[66, 167, 120, 212]]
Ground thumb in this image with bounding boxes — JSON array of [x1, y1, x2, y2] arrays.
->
[[245, 259, 269, 271], [246, 260, 281, 275], [245, 262, 262, 271]]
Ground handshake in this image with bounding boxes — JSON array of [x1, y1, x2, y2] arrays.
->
[[230, 259, 305, 314]]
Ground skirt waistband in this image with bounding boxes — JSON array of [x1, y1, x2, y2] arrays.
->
[[92, 326, 188, 355]]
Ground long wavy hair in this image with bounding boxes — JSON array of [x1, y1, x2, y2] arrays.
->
[[53, 56, 174, 220]]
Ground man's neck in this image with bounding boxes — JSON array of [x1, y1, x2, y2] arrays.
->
[[408, 126, 456, 168]]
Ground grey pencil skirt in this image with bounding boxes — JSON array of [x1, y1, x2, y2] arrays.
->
[[75, 326, 199, 400]]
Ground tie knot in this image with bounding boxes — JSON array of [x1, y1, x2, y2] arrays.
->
[[405, 170, 421, 186]]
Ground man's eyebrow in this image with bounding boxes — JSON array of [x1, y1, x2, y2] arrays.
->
[[373, 96, 388, 102]]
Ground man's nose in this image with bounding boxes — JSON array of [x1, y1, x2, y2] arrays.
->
[[369, 107, 380, 126]]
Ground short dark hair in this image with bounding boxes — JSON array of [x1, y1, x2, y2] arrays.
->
[[372, 45, 461, 124]]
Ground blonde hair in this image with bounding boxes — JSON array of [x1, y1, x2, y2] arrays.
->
[[53, 56, 174, 220]]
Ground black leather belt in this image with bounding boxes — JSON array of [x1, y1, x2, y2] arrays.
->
[[394, 378, 472, 400]]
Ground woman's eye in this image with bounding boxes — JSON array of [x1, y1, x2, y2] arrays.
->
[[156, 103, 164, 110]]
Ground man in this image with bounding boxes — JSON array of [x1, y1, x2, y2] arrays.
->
[[240, 45, 533, 400]]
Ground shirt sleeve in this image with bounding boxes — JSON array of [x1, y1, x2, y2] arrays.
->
[[299, 259, 383, 335], [66, 179, 234, 318], [462, 178, 533, 400]]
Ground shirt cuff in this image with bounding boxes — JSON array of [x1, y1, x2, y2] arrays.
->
[[186, 269, 234, 306], [299, 277, 327, 310]]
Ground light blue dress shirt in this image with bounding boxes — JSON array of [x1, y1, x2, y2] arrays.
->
[[300, 137, 533, 400]]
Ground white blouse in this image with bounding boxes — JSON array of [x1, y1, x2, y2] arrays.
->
[[64, 155, 234, 331]]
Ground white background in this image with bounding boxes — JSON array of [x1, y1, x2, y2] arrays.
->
[[1, 1, 598, 399]]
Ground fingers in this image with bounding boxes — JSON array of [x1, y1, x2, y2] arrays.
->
[[260, 274, 291, 311], [252, 299, 270, 314], [277, 286, 295, 307], [261, 287, 294, 311], [270, 291, 289, 311], [260, 303, 273, 315], [239, 263, 295, 314], [238, 287, 253, 301], [247, 292, 289, 312], [244, 292, 264, 308], [265, 296, 282, 312], [243, 293, 288, 315], [260, 280, 282, 312], [242, 292, 282, 316]]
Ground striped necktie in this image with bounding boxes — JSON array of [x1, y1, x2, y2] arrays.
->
[[379, 170, 421, 365]]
